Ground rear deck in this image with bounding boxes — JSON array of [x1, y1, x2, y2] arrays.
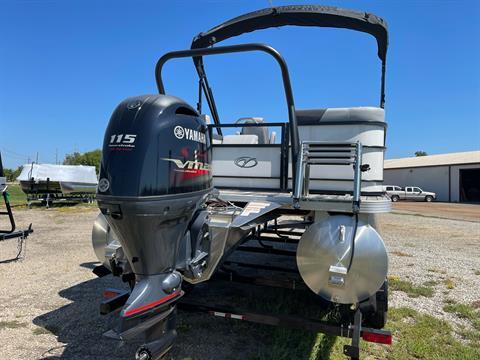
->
[[219, 189, 392, 213]]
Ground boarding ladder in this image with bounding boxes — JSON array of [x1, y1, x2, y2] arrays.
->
[[293, 141, 364, 213]]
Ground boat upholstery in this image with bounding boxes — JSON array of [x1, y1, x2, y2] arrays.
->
[[222, 134, 258, 144], [296, 107, 385, 126], [239, 117, 270, 144]]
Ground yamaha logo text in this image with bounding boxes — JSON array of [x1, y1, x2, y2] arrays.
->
[[174, 126, 206, 144]]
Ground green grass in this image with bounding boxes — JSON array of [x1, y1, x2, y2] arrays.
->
[[250, 303, 480, 359], [0, 320, 27, 329], [3, 183, 27, 206], [239, 281, 480, 359], [382, 308, 480, 359], [444, 278, 456, 289], [388, 276, 435, 298], [391, 250, 413, 257], [329, 307, 480, 359], [423, 280, 439, 287], [32, 327, 53, 335], [458, 325, 480, 345], [244, 288, 342, 360], [2, 182, 97, 210], [250, 276, 478, 358], [427, 268, 447, 274], [53, 202, 98, 212], [443, 299, 480, 346], [253, 326, 339, 360], [443, 299, 480, 324]]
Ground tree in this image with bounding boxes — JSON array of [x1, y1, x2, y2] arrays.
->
[[2, 166, 23, 182], [415, 151, 428, 157], [63, 149, 102, 173]]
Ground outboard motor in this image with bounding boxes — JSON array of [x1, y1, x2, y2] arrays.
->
[[97, 94, 211, 358]]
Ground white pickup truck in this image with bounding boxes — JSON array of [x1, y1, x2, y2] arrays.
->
[[384, 185, 436, 202]]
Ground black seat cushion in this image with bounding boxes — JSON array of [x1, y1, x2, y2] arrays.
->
[[296, 107, 385, 126]]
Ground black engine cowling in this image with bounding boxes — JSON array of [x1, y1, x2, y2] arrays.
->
[[98, 94, 211, 197], [96, 94, 212, 342]]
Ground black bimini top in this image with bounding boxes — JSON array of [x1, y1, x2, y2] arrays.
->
[[191, 5, 388, 61]]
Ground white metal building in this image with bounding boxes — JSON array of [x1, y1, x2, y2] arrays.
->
[[384, 151, 480, 202]]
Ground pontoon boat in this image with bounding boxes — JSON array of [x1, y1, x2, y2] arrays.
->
[[91, 5, 392, 359]]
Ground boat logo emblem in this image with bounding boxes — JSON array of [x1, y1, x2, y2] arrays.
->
[[174, 126, 185, 139], [98, 178, 110, 192], [127, 100, 142, 110], [234, 156, 258, 168]]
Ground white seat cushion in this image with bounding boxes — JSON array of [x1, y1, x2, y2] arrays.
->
[[222, 134, 258, 144]]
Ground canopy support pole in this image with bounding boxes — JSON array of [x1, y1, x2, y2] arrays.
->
[[155, 43, 300, 190]]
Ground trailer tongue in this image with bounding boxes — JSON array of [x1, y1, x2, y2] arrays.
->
[[0, 152, 33, 263], [92, 5, 392, 359]]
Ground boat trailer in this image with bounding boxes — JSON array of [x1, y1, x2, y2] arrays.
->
[[96, 230, 392, 360], [0, 152, 33, 262], [16, 163, 97, 208], [178, 254, 392, 360]]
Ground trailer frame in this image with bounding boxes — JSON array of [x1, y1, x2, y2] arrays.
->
[[97, 225, 392, 359], [0, 153, 33, 262]]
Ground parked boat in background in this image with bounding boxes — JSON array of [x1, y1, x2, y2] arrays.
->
[[17, 163, 97, 207]]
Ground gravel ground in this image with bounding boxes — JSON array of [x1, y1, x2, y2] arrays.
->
[[380, 212, 480, 330], [0, 204, 479, 359], [392, 202, 480, 222]]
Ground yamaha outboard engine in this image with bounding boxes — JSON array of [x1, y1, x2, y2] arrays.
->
[[97, 94, 211, 358]]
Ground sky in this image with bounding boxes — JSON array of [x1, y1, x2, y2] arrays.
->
[[0, 0, 479, 169]]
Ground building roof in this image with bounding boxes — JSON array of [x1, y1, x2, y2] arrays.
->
[[384, 151, 480, 169]]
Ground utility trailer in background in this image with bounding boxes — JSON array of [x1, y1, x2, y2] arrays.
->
[[0, 152, 33, 262]]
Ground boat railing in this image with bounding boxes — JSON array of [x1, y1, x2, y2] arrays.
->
[[207, 122, 290, 191]]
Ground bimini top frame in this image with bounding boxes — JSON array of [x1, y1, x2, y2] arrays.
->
[[189, 5, 389, 123], [191, 5, 388, 61]]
